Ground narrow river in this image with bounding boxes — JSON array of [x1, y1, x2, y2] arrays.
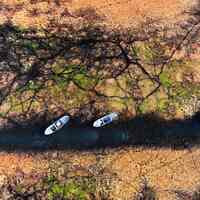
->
[[1, 115, 200, 150], [0, 124, 129, 150]]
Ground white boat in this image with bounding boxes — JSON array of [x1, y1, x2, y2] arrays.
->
[[93, 112, 119, 127], [44, 115, 70, 135]]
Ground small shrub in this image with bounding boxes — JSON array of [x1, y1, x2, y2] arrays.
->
[[156, 98, 169, 113], [159, 72, 172, 88], [175, 187, 200, 200], [23, 40, 39, 51], [192, 189, 200, 200], [135, 180, 157, 200], [45, 175, 96, 200], [74, 7, 104, 22], [138, 100, 149, 114], [48, 181, 89, 200]]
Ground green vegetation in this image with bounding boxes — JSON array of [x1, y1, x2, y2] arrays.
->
[[132, 39, 167, 64], [156, 98, 169, 113], [51, 62, 98, 90], [48, 181, 89, 200], [2, 170, 200, 200], [159, 72, 173, 88], [23, 40, 40, 51], [138, 100, 149, 114], [44, 162, 96, 200]]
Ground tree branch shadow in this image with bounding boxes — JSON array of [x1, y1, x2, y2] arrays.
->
[[0, 17, 200, 151]]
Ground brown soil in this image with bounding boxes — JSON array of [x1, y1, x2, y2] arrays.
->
[[0, 0, 196, 28], [0, 148, 199, 199], [0, 152, 49, 175]]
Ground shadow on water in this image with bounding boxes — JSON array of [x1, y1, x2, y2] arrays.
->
[[1, 112, 200, 151]]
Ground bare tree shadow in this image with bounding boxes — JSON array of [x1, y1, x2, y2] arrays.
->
[[0, 20, 173, 124], [0, 18, 200, 151]]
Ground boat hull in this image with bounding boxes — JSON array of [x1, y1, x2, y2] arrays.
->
[[44, 115, 70, 135]]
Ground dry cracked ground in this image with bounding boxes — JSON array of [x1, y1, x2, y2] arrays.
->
[[0, 0, 200, 199]]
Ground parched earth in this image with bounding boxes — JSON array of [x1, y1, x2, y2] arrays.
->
[[0, 148, 200, 199], [1, 0, 200, 199], [0, 0, 196, 28]]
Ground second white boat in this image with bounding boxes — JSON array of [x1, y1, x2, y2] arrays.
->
[[93, 112, 119, 127]]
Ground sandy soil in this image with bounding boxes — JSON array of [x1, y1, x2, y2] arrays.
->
[[70, 0, 192, 27], [0, 147, 199, 199], [0, 0, 196, 28], [107, 147, 200, 199]]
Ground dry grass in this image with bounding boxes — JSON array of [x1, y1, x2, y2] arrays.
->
[[0, 147, 199, 200], [0, 152, 49, 176], [0, 0, 195, 28]]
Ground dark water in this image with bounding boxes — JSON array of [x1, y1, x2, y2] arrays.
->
[[1, 113, 200, 150], [0, 124, 129, 150]]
